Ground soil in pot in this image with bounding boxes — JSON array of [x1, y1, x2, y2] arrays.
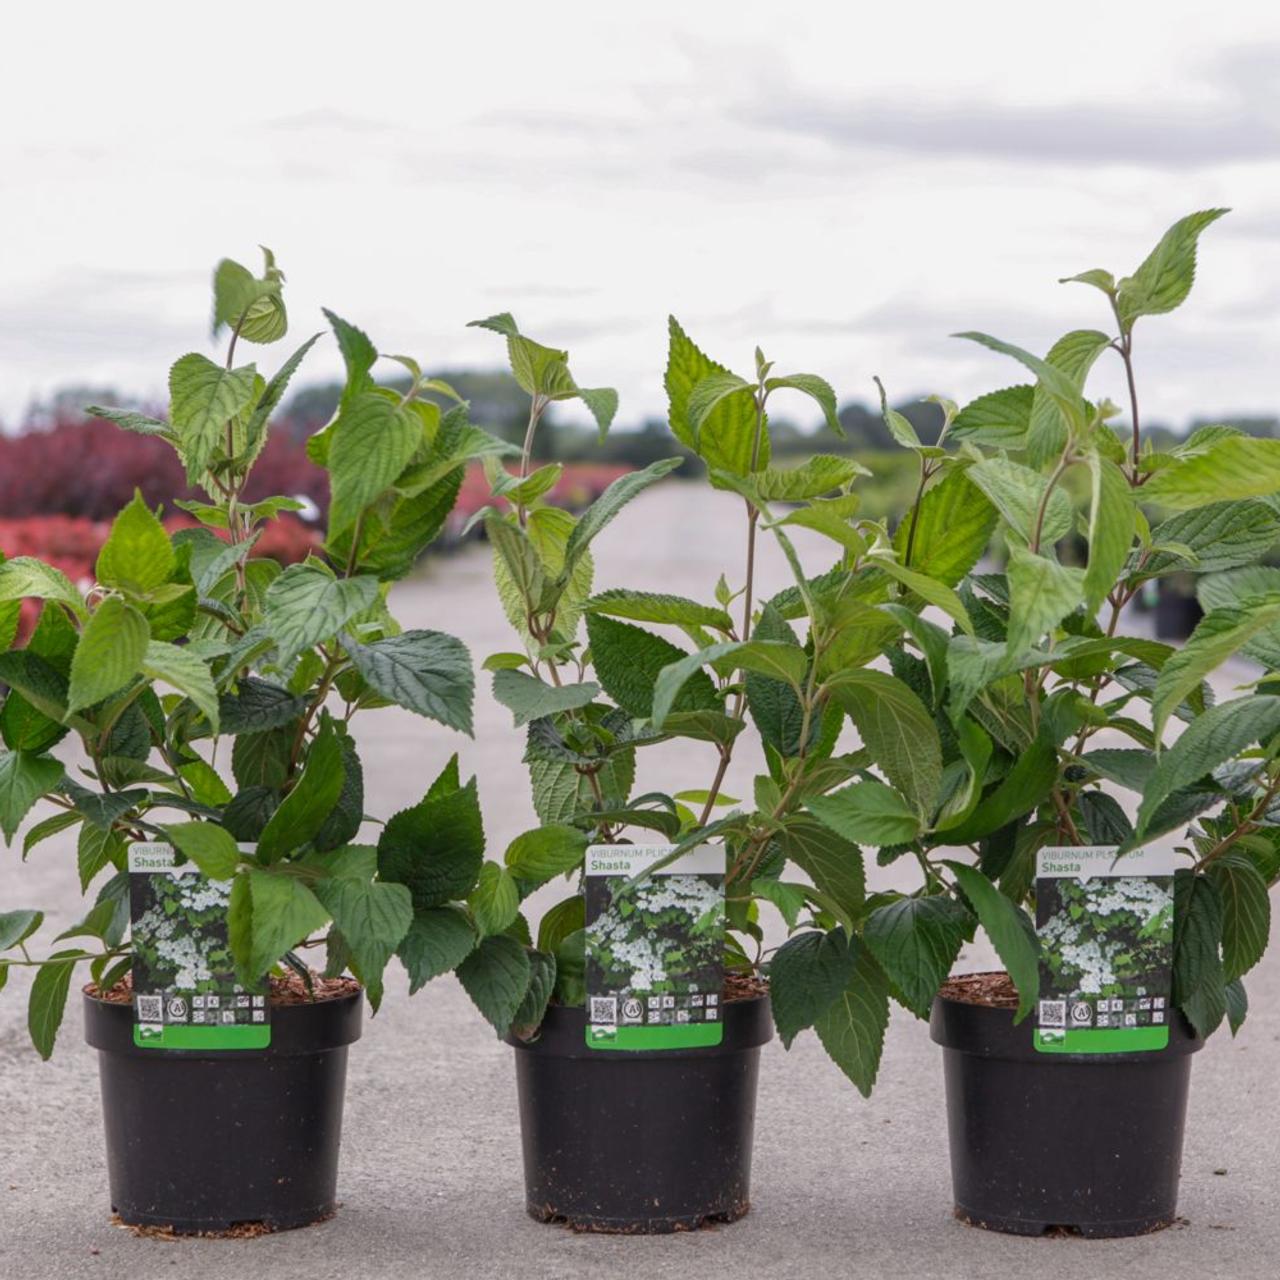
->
[[84, 972, 363, 1236], [931, 971, 1202, 1239], [510, 977, 772, 1233]]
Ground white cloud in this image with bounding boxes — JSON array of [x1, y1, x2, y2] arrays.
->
[[1, 0, 1278, 430]]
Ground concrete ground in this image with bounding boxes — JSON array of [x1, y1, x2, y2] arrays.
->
[[2, 484, 1277, 1278]]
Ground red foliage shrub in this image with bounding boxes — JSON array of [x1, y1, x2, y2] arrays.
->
[[0, 412, 328, 521], [0, 514, 320, 643]]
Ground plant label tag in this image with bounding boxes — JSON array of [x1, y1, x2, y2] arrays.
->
[[583, 843, 725, 1051], [1033, 844, 1179, 1054], [128, 842, 270, 1051]]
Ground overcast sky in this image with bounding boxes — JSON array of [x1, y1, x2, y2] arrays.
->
[[2, 1, 1278, 432]]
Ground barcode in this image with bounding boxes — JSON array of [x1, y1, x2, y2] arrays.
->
[[589, 996, 617, 1025], [1039, 999, 1066, 1028], [136, 994, 164, 1023]]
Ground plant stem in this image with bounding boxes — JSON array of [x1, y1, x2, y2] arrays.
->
[[1108, 302, 1142, 485], [902, 458, 936, 569], [1197, 771, 1280, 868], [1030, 452, 1074, 556]]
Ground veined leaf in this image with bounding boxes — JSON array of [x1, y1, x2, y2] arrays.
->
[[814, 944, 890, 1097], [378, 762, 484, 910], [1142, 502, 1280, 577], [0, 751, 65, 844], [651, 639, 807, 729], [954, 332, 1088, 436], [85, 406, 176, 441], [256, 722, 346, 862], [666, 317, 768, 475], [769, 927, 860, 1048], [560, 457, 684, 580], [168, 353, 257, 480], [764, 373, 845, 439], [1026, 330, 1110, 468], [1207, 853, 1270, 983], [313, 875, 414, 990], [893, 469, 997, 585], [777, 819, 866, 926], [585, 614, 716, 720], [96, 494, 175, 595], [950, 385, 1034, 449], [863, 895, 972, 1019], [806, 781, 921, 847], [323, 308, 378, 407], [1135, 696, 1280, 837], [1152, 606, 1280, 742], [344, 630, 474, 735], [1083, 452, 1135, 614], [264, 562, 379, 662], [66, 598, 148, 713], [141, 641, 219, 733], [235, 869, 330, 985], [1173, 870, 1227, 1039], [585, 589, 732, 632], [456, 934, 531, 1036], [491, 670, 599, 728], [868, 554, 973, 636], [968, 456, 1075, 547], [326, 393, 422, 536], [1005, 545, 1085, 656], [505, 823, 589, 883], [945, 861, 1038, 1023], [0, 558, 88, 621], [825, 668, 941, 816], [166, 821, 240, 880], [687, 371, 752, 440], [1116, 208, 1228, 330], [1143, 436, 1280, 511], [397, 906, 477, 992], [28, 951, 79, 1059]]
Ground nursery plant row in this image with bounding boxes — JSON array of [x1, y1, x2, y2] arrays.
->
[[2, 209, 1278, 1239]]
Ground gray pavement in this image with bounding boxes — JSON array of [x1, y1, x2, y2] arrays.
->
[[2, 484, 1277, 1278]]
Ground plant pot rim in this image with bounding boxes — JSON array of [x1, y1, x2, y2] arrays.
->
[[83, 984, 364, 1058], [930, 972, 1201, 1064], [508, 992, 773, 1059]]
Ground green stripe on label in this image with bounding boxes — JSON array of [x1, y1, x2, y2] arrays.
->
[[586, 1023, 724, 1051], [133, 1024, 271, 1050], [1034, 1026, 1169, 1054]]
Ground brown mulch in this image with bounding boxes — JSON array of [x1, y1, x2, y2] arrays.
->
[[87, 971, 360, 1007], [938, 970, 1019, 1009], [723, 972, 769, 1003]]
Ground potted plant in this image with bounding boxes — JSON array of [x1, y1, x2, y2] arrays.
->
[[798, 208, 1280, 1236], [402, 310, 982, 1232], [0, 251, 502, 1233]]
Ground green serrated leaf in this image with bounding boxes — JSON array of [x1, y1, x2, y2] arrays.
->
[[863, 895, 972, 1019], [945, 862, 1038, 1023], [769, 927, 860, 1048], [814, 944, 890, 1097], [96, 494, 175, 595], [66, 598, 148, 713], [456, 934, 531, 1036], [344, 630, 474, 735]]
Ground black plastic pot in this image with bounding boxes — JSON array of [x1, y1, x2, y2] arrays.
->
[[84, 988, 362, 1233], [509, 995, 772, 1232], [1154, 580, 1203, 640], [930, 981, 1202, 1237]]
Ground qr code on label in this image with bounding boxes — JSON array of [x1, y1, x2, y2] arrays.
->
[[135, 995, 164, 1023], [1038, 999, 1066, 1028], [589, 996, 617, 1025]]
